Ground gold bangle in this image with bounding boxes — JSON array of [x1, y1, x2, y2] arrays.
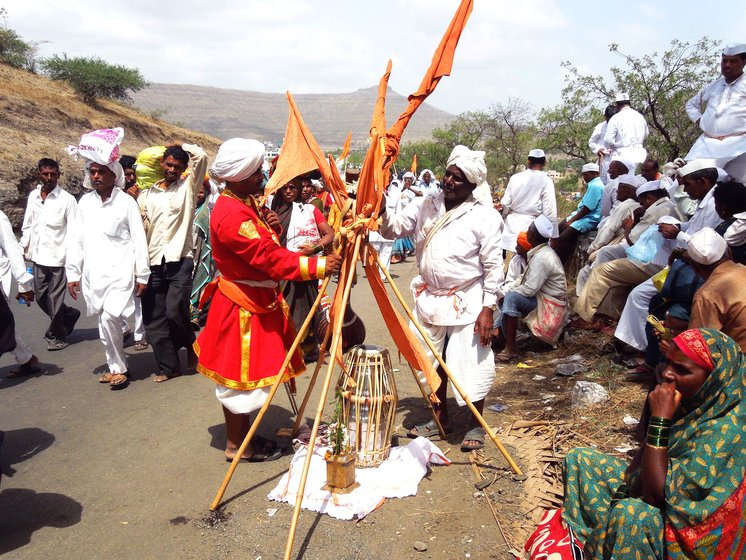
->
[[646, 443, 668, 450], [315, 256, 326, 279]]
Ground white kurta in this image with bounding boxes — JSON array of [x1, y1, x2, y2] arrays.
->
[[603, 106, 649, 165], [20, 185, 77, 267], [675, 188, 722, 246], [66, 188, 150, 317], [724, 212, 746, 246], [589, 198, 641, 253], [589, 120, 612, 182], [499, 169, 557, 251], [685, 74, 746, 166]]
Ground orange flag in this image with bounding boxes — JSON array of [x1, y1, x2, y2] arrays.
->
[[339, 132, 352, 160], [263, 92, 333, 198], [410, 154, 418, 175]]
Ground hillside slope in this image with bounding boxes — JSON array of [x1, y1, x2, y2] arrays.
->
[[0, 64, 222, 228], [132, 83, 455, 149]]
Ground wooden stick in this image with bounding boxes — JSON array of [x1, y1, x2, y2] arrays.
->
[[208, 273, 333, 511], [284, 235, 362, 560], [406, 363, 448, 439], [376, 255, 523, 476], [291, 317, 334, 435]]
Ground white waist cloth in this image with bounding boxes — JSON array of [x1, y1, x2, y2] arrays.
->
[[216, 385, 270, 415], [410, 275, 482, 326], [268, 437, 450, 520]]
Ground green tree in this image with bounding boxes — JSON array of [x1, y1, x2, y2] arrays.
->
[[41, 54, 149, 104], [0, 8, 38, 70], [539, 37, 721, 163]]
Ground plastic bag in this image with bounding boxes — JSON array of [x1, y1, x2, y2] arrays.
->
[[625, 226, 664, 264], [67, 127, 124, 164], [135, 145, 166, 189]]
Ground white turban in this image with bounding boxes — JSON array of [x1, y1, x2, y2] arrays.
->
[[418, 169, 435, 182], [402, 171, 416, 180], [83, 159, 125, 190], [533, 214, 556, 239], [617, 174, 645, 189], [209, 138, 265, 182], [446, 145, 492, 204], [688, 228, 727, 265], [611, 155, 636, 173]]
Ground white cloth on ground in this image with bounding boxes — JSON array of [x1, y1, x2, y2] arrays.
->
[[410, 319, 495, 406], [20, 185, 77, 267], [66, 187, 150, 317], [603, 106, 649, 164], [268, 437, 450, 521], [614, 278, 658, 350], [500, 169, 558, 250], [98, 309, 128, 373], [215, 385, 270, 415]]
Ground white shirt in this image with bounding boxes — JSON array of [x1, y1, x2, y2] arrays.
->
[[685, 74, 746, 161], [138, 144, 208, 265], [510, 244, 566, 301], [588, 121, 609, 154], [661, 176, 697, 220], [500, 169, 557, 251], [0, 210, 33, 296], [589, 198, 641, 253], [603, 106, 649, 164], [724, 212, 746, 246], [67, 188, 150, 317], [20, 185, 77, 267], [496, 254, 526, 300], [381, 192, 504, 325], [676, 187, 722, 245], [599, 178, 620, 220]]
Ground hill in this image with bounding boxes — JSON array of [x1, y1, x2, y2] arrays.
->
[[0, 64, 222, 229], [132, 83, 455, 149]]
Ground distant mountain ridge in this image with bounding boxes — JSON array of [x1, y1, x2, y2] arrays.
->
[[132, 84, 455, 150]]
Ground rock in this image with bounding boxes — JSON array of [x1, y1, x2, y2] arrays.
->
[[548, 353, 585, 365], [413, 541, 428, 552], [571, 381, 609, 408], [555, 363, 584, 377]]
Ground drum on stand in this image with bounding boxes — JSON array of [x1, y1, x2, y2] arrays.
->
[[339, 344, 398, 467]]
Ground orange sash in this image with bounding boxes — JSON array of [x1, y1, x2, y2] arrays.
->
[[199, 277, 278, 315]]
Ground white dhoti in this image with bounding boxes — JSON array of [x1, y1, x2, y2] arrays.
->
[[98, 309, 129, 373], [216, 385, 270, 415], [133, 296, 145, 342], [11, 335, 33, 365], [411, 319, 495, 407], [369, 235, 394, 280], [614, 278, 658, 351]]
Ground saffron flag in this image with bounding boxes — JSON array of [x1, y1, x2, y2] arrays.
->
[[411, 154, 418, 175]]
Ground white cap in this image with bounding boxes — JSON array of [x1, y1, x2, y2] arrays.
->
[[723, 43, 746, 56], [402, 171, 415, 179], [617, 174, 645, 189], [636, 179, 666, 197], [677, 159, 718, 178], [533, 214, 556, 239], [528, 149, 545, 158], [611, 155, 637, 173], [581, 162, 599, 173], [657, 215, 681, 226], [614, 92, 630, 103], [688, 228, 728, 265]]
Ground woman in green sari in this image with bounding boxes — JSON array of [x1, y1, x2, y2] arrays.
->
[[562, 328, 746, 559]]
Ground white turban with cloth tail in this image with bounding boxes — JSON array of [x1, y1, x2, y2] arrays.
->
[[446, 145, 492, 205], [83, 159, 125, 190], [209, 138, 265, 182], [688, 228, 728, 265]]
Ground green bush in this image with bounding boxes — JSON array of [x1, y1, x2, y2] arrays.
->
[[41, 54, 148, 104], [0, 27, 35, 70]]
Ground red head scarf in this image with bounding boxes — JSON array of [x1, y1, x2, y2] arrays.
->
[[672, 329, 715, 371]]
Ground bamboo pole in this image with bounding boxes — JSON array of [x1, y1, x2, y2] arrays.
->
[[209, 273, 334, 511], [376, 255, 523, 476], [283, 235, 362, 560]]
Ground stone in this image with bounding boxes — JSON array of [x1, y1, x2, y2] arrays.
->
[[571, 381, 609, 408], [555, 363, 584, 377], [413, 541, 428, 552]]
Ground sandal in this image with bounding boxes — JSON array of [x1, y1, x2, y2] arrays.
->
[[6, 357, 42, 379], [153, 371, 182, 383], [133, 340, 149, 351], [461, 427, 485, 451], [109, 373, 129, 389], [406, 419, 445, 439], [495, 350, 518, 363], [99, 373, 115, 383]]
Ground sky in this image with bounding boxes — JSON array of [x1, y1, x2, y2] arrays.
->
[[4, 0, 745, 116]]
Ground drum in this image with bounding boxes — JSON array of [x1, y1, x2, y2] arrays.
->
[[339, 344, 398, 467]]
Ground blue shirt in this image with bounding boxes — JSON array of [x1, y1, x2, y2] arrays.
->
[[569, 177, 604, 232]]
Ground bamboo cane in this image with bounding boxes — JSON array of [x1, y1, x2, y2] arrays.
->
[[376, 255, 523, 476], [283, 235, 362, 560], [209, 273, 334, 511]]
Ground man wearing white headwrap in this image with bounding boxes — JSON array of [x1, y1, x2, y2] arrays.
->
[[138, 142, 208, 383], [685, 44, 746, 184], [380, 145, 504, 452], [416, 169, 440, 197], [688, 227, 746, 350], [446, 144, 494, 206], [195, 137, 342, 461], [498, 149, 557, 252], [20, 157, 79, 350], [67, 159, 150, 389]]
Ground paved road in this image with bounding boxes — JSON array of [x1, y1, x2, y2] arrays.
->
[[1, 260, 487, 560]]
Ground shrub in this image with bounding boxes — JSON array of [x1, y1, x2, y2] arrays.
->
[[40, 54, 148, 104]]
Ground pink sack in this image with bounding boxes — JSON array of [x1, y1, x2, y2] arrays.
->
[[67, 127, 125, 165], [524, 293, 569, 345]]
